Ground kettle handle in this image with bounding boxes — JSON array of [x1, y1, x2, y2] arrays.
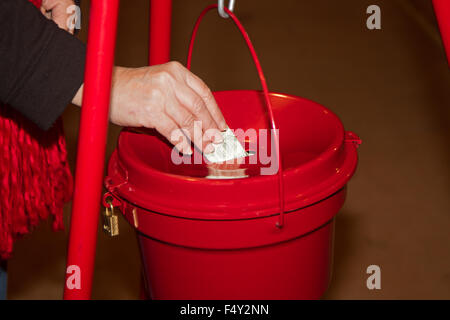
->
[[186, 4, 285, 228]]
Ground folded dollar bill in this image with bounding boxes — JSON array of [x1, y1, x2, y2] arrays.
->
[[203, 128, 248, 163]]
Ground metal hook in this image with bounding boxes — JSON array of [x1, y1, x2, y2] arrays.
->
[[218, 0, 235, 18]]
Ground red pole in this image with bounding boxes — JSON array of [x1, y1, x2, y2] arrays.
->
[[433, 0, 450, 67], [136, 0, 172, 299], [149, 0, 172, 65], [64, 0, 120, 300]]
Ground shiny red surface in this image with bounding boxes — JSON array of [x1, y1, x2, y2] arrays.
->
[[103, 3, 360, 300], [105, 90, 359, 299], [64, 0, 119, 300], [106, 91, 359, 220], [187, 5, 285, 226], [433, 0, 450, 66], [138, 211, 339, 300], [149, 0, 172, 65]]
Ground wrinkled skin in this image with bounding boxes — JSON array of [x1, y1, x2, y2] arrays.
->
[[108, 63, 227, 154], [44, 1, 227, 154]]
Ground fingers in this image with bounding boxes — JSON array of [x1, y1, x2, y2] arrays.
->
[[109, 63, 228, 156], [154, 116, 192, 155], [184, 71, 228, 131], [164, 97, 205, 154], [172, 84, 223, 147]]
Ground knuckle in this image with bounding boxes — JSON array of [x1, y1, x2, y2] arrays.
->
[[181, 113, 195, 129], [197, 78, 209, 91], [155, 70, 172, 84], [149, 87, 163, 101], [191, 96, 205, 115], [202, 89, 213, 104], [167, 61, 183, 71]]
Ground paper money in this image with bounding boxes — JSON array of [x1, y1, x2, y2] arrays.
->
[[203, 128, 248, 163]]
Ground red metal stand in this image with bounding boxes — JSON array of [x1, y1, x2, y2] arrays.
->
[[61, 0, 447, 300], [64, 0, 120, 300], [149, 0, 172, 65], [433, 0, 450, 66]]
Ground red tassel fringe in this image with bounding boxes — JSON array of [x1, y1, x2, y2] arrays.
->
[[29, 0, 42, 8], [0, 105, 73, 260]]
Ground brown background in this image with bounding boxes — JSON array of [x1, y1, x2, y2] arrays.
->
[[6, 0, 450, 299]]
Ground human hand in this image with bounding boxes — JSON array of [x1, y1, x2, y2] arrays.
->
[[41, 0, 76, 34], [72, 62, 228, 155], [110, 62, 228, 154]]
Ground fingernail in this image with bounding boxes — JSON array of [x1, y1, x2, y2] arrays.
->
[[220, 122, 228, 131], [204, 143, 215, 154]]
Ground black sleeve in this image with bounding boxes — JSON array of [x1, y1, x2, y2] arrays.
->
[[0, 0, 86, 130]]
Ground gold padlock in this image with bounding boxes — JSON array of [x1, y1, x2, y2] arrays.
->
[[103, 198, 119, 237]]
